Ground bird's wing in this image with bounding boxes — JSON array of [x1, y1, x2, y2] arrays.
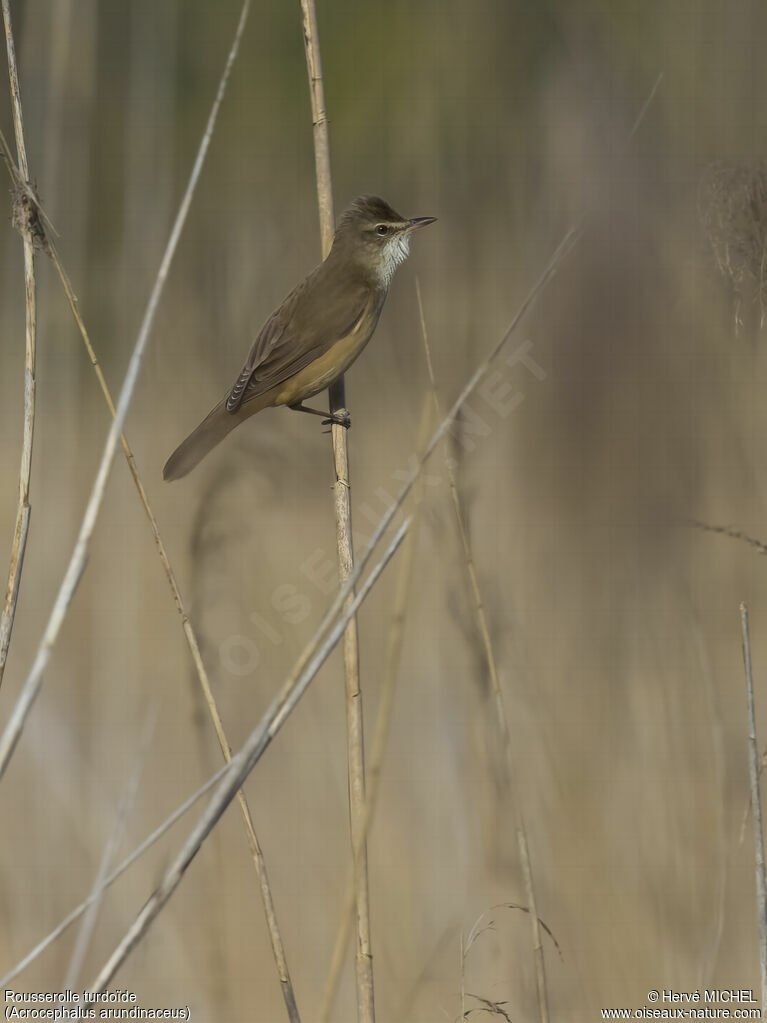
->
[[226, 267, 374, 412]]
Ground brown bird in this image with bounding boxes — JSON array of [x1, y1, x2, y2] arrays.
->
[[163, 195, 435, 480]]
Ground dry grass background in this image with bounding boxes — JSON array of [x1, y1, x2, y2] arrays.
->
[[1, 1, 767, 1020]]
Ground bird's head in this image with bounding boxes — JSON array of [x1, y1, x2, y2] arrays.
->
[[333, 195, 436, 285]]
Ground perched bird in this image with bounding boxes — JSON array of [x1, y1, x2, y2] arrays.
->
[[163, 195, 435, 480]]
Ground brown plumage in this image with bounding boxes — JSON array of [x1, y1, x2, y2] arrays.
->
[[163, 196, 435, 481]]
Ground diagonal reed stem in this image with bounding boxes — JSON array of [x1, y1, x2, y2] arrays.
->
[[52, 173, 301, 1023], [5, 493, 407, 984], [1, 761, 231, 988], [85, 519, 409, 994], [416, 281, 549, 1022], [299, 2, 375, 1019], [0, 5, 300, 1019], [0, 0, 242, 771], [0, 0, 38, 692], [330, 74, 663, 694], [64, 709, 158, 990], [83, 64, 661, 1012]]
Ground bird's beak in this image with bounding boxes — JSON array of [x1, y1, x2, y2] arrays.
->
[[406, 216, 437, 232]]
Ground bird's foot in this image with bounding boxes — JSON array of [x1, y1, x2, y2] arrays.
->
[[322, 409, 351, 428], [290, 402, 351, 428]]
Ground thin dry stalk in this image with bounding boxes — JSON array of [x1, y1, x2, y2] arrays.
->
[[515, 817, 547, 1022], [460, 906, 558, 1021], [0, 0, 248, 776], [416, 283, 549, 1021], [86, 519, 409, 994], [320, 394, 433, 1023], [1, 761, 231, 987], [64, 708, 157, 989], [740, 750, 767, 845], [465, 993, 513, 1022], [460, 910, 495, 1021], [310, 112, 669, 1012], [690, 519, 767, 556], [460, 930, 466, 1022], [337, 74, 662, 598], [299, 2, 375, 1019], [0, 131, 299, 1022], [691, 619, 727, 987], [740, 602, 767, 1017], [4, 508, 405, 987], [299, 0, 333, 252], [0, 8, 300, 1017], [0, 0, 38, 691]]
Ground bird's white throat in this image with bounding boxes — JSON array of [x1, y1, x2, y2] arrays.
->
[[378, 232, 411, 285]]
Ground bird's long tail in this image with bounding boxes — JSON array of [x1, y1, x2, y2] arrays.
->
[[163, 399, 247, 481]]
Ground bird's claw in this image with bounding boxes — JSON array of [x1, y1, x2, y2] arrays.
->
[[322, 410, 351, 429]]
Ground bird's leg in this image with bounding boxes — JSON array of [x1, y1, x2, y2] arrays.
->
[[289, 403, 351, 428]]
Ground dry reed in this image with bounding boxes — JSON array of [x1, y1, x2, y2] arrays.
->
[[0, 760, 231, 987], [85, 518, 409, 993], [2, 71, 301, 1023], [299, 1, 375, 1018], [417, 280, 549, 1021], [0, 0, 39, 691], [0, 0, 247, 777], [740, 603, 767, 1016], [320, 393, 434, 1021], [1, 5, 302, 1011]]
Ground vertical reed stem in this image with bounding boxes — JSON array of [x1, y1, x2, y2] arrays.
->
[[299, 2, 375, 1018], [740, 602, 767, 1017], [0, 0, 37, 691]]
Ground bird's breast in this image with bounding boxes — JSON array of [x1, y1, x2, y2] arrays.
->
[[271, 296, 386, 406]]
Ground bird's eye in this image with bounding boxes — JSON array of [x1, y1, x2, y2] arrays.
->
[[376, 224, 388, 235]]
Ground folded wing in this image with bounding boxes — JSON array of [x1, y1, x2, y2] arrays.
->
[[226, 263, 373, 413]]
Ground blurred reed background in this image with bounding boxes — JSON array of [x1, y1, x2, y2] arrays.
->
[[1, 0, 767, 1019]]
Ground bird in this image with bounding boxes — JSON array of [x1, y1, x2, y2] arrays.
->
[[163, 195, 436, 481]]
